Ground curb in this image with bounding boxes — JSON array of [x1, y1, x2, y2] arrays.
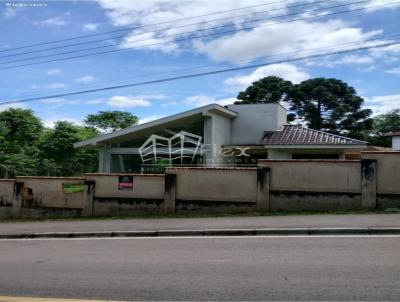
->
[[1, 227, 400, 239]]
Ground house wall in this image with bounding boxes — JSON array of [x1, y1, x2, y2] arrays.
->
[[268, 149, 292, 159], [362, 152, 400, 208], [227, 103, 287, 145], [85, 173, 165, 216], [203, 113, 232, 165], [258, 160, 362, 211], [392, 136, 400, 151], [267, 148, 351, 160]]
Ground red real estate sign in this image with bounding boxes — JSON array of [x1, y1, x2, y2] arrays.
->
[[118, 175, 134, 191]]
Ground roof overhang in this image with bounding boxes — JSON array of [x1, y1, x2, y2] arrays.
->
[[74, 103, 237, 148], [264, 144, 368, 149]]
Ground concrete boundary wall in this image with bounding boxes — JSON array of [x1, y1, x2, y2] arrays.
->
[[166, 167, 266, 212], [0, 179, 15, 219], [16, 176, 87, 209], [85, 173, 165, 216], [258, 160, 363, 211], [0, 179, 15, 206], [0, 153, 399, 219], [362, 152, 400, 208]]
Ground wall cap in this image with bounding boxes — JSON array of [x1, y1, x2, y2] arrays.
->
[[84, 173, 165, 177], [0, 179, 16, 182], [15, 176, 85, 180], [258, 159, 361, 163], [361, 151, 400, 154], [166, 167, 257, 171]]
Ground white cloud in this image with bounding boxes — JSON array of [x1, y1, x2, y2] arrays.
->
[[106, 95, 152, 108], [365, 94, 400, 115], [34, 16, 67, 27], [83, 23, 99, 31], [185, 95, 236, 107], [0, 102, 26, 112], [357, 0, 400, 12], [224, 64, 309, 90], [95, 0, 396, 61], [85, 98, 104, 105], [370, 44, 400, 61], [75, 75, 95, 83], [46, 69, 61, 75], [43, 118, 83, 129], [386, 67, 400, 75], [40, 98, 80, 106], [306, 54, 375, 68], [194, 19, 381, 64], [45, 83, 66, 89], [3, 7, 17, 19], [96, 0, 295, 54], [120, 32, 179, 53], [138, 114, 167, 124]]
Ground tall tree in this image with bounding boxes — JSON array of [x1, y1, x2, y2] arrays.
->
[[235, 76, 293, 104], [289, 78, 372, 139], [39, 121, 98, 176], [0, 109, 42, 177], [84, 111, 139, 133], [236, 77, 372, 139], [0, 108, 42, 152], [367, 109, 400, 147]]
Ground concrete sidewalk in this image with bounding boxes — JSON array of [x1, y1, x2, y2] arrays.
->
[[1, 214, 400, 236]]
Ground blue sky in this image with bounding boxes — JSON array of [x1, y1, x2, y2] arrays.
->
[[0, 0, 399, 127]]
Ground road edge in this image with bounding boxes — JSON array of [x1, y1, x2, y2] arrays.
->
[[1, 227, 400, 239]]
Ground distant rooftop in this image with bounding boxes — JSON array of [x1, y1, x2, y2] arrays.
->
[[260, 125, 367, 146], [384, 131, 400, 137]]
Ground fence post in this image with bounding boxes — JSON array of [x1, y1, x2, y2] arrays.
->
[[256, 167, 270, 212], [361, 159, 377, 209], [83, 180, 95, 217], [12, 181, 23, 218], [164, 173, 176, 213]]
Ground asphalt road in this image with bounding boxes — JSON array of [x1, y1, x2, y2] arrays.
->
[[0, 236, 400, 301], [1, 214, 400, 235]]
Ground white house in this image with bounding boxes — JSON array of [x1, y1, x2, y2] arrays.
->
[[74, 103, 368, 173], [385, 132, 400, 150]]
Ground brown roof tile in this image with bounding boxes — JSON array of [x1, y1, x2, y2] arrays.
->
[[260, 125, 367, 146]]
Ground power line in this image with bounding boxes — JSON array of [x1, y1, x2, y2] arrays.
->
[[0, 0, 296, 53], [0, 0, 329, 60], [1, 0, 394, 70], [1, 40, 398, 106], [3, 33, 399, 103], [0, 0, 368, 65]]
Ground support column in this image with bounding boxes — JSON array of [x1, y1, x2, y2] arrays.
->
[[99, 145, 111, 173], [256, 167, 270, 212], [12, 181, 23, 218], [164, 173, 176, 213], [83, 180, 95, 217], [361, 159, 377, 209]]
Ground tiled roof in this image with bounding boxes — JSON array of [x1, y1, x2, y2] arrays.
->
[[260, 125, 367, 146], [384, 131, 400, 137]]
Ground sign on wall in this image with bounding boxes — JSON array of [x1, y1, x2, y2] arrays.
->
[[118, 175, 134, 191]]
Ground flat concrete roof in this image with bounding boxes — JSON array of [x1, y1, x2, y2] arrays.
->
[[74, 103, 237, 148]]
